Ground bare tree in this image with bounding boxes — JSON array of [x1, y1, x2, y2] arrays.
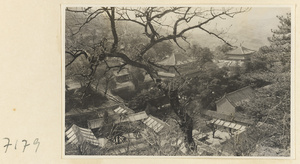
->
[[65, 7, 250, 151]]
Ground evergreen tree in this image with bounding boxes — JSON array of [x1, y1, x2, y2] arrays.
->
[[268, 13, 291, 66]]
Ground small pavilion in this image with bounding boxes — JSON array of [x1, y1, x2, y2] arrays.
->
[[225, 44, 256, 61]]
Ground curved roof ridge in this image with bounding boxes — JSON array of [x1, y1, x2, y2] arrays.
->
[[156, 53, 194, 66], [227, 45, 256, 55], [215, 86, 254, 107], [226, 86, 252, 96]]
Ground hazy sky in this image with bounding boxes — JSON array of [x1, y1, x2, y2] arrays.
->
[[190, 7, 291, 50], [70, 6, 291, 51]]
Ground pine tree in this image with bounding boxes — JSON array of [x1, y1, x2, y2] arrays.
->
[[268, 13, 291, 66]]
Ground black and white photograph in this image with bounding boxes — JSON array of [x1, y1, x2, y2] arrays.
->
[[64, 6, 292, 156]]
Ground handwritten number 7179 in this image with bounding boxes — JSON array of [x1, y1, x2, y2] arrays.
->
[[3, 138, 40, 153]]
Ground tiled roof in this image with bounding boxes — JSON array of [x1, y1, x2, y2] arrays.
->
[[156, 53, 195, 66], [114, 106, 135, 114], [203, 110, 254, 125], [216, 86, 255, 107], [66, 124, 101, 147], [143, 115, 167, 133], [114, 111, 149, 124], [210, 118, 246, 134], [87, 111, 148, 129], [227, 46, 256, 55], [114, 106, 128, 114]]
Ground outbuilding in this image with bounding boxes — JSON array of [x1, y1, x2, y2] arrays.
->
[[215, 86, 255, 116]]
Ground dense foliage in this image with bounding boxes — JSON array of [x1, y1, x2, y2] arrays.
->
[[232, 13, 291, 155]]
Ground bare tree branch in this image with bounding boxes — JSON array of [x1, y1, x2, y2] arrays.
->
[[199, 27, 233, 46], [72, 9, 105, 35], [65, 50, 89, 67]]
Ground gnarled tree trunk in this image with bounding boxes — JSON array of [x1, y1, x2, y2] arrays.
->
[[168, 89, 195, 152]]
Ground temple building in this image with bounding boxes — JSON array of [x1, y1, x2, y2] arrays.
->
[[225, 45, 256, 61], [217, 44, 256, 68]]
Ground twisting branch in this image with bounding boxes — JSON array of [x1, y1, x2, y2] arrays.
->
[[151, 7, 183, 20], [105, 52, 156, 76], [147, 60, 169, 72], [171, 8, 191, 51], [65, 50, 89, 67], [71, 9, 105, 35], [103, 60, 127, 74], [66, 7, 250, 82], [199, 27, 233, 46], [116, 9, 146, 27], [145, 8, 159, 42]]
